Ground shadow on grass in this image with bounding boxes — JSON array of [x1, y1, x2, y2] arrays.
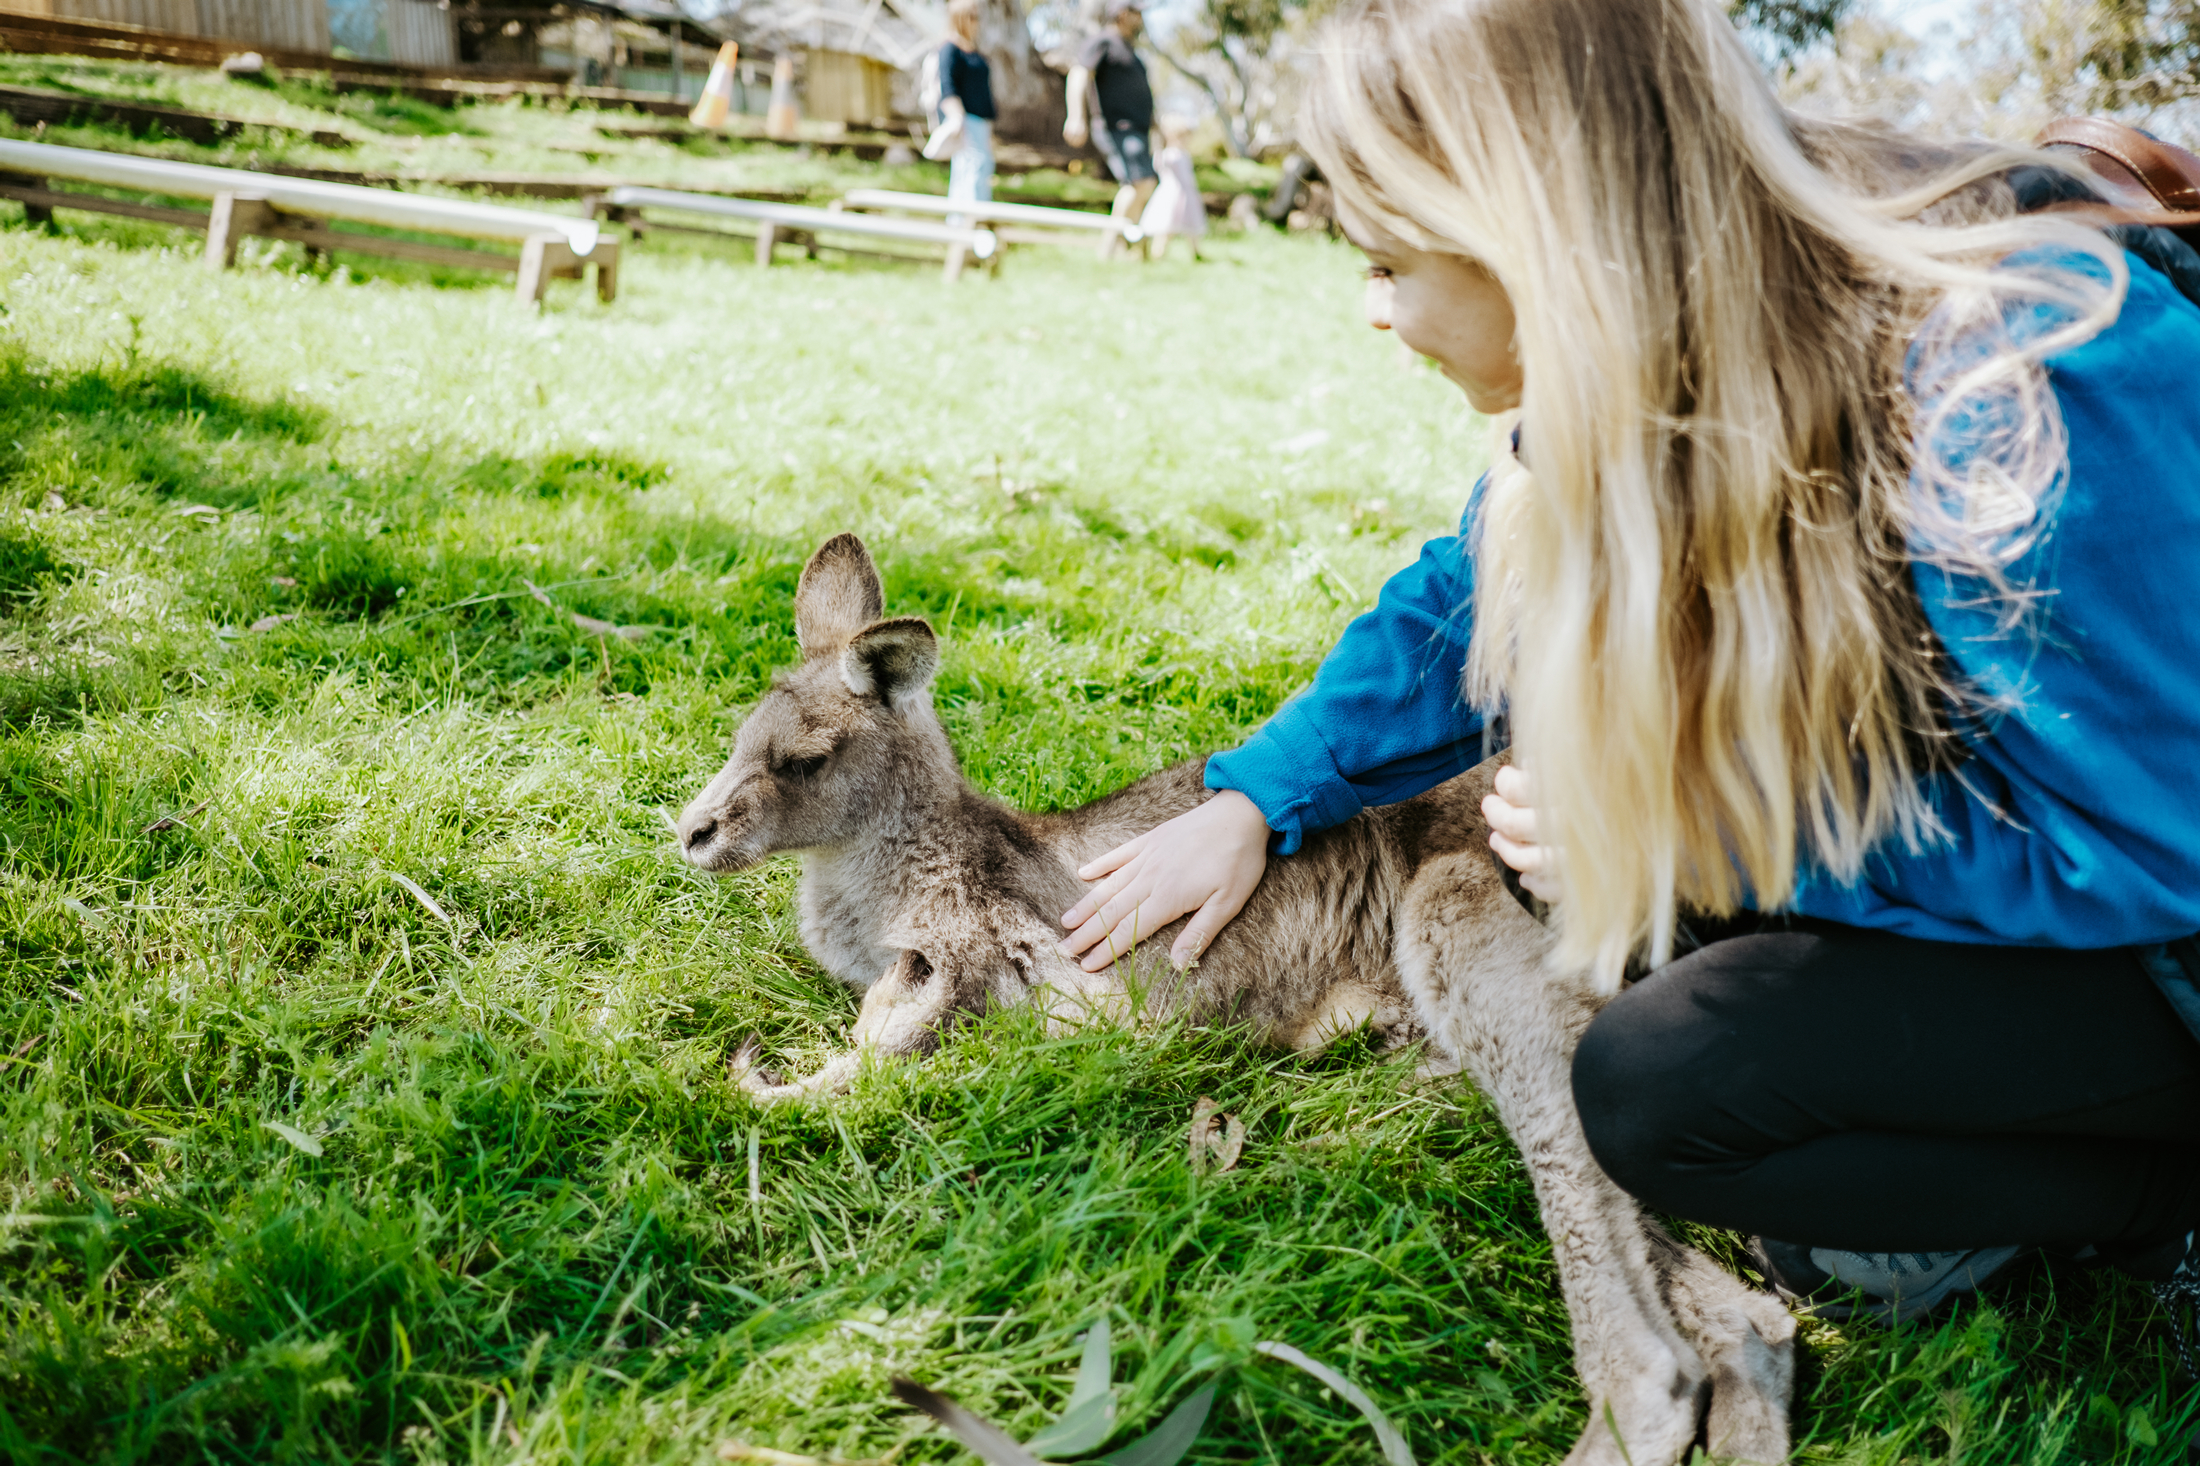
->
[[0, 346, 328, 511]]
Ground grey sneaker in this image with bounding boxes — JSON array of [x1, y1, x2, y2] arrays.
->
[[1749, 1237, 2026, 1323]]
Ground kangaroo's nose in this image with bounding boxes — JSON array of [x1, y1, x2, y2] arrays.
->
[[684, 818, 717, 851]]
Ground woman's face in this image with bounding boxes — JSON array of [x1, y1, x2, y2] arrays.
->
[[1349, 216, 1523, 414], [951, 9, 979, 44]]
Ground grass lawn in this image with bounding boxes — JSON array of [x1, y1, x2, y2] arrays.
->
[[0, 120, 2194, 1465]]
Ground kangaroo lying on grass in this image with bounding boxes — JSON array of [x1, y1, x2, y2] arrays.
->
[[675, 533, 1798, 1466]]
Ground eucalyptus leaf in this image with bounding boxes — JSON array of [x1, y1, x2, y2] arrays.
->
[[1071, 1319, 1113, 1411], [1253, 1341, 1417, 1466], [890, 1378, 1045, 1466], [1026, 1391, 1116, 1458], [1094, 1383, 1215, 1466], [1027, 1319, 1118, 1456], [261, 1121, 323, 1157]]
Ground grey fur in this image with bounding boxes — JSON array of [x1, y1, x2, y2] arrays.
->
[[675, 534, 1797, 1465]]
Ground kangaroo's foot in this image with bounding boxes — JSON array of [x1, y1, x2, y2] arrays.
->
[[729, 1038, 861, 1104], [1646, 1227, 1796, 1464], [1565, 1368, 1710, 1466]]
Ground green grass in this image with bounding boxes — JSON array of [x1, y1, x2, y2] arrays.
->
[[0, 121, 2195, 1466]]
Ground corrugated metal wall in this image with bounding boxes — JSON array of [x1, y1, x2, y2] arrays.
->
[[382, 0, 451, 65], [198, 0, 327, 50], [3, 0, 329, 53]]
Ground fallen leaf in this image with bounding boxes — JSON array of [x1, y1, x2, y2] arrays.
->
[[247, 613, 299, 633], [1093, 1385, 1214, 1466], [269, 576, 298, 587], [1188, 1098, 1245, 1173], [384, 871, 455, 926], [142, 799, 210, 834], [570, 610, 651, 641], [523, 578, 654, 640], [1252, 1341, 1416, 1466], [889, 1380, 1044, 1466], [40, 491, 65, 512], [261, 1120, 323, 1157]]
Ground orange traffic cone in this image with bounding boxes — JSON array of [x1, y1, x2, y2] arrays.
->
[[688, 41, 738, 128], [765, 54, 799, 140]]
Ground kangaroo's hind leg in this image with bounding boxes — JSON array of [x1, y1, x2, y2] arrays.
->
[[1644, 1222, 1796, 1463], [1395, 849, 1790, 1466]]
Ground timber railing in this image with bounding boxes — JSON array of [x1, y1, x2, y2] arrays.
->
[[593, 184, 996, 282], [835, 188, 1139, 254], [0, 138, 617, 304]]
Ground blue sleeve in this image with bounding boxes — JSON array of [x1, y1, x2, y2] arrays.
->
[[1788, 253, 2200, 946], [1205, 492, 1490, 854]]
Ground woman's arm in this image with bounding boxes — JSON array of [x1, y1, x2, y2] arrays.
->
[[1061, 499, 1490, 969]]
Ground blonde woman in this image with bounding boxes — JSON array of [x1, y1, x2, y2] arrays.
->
[[1061, 0, 2200, 1329]]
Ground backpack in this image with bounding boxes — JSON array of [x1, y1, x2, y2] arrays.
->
[[2033, 117, 2200, 308], [919, 46, 944, 124]]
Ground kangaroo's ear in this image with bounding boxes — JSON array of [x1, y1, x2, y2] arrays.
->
[[795, 534, 885, 657], [841, 617, 939, 704]]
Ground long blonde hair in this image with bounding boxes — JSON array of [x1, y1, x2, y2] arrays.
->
[[1303, 0, 2128, 989]]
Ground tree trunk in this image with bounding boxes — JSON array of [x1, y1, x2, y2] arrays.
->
[[976, 0, 1065, 144]]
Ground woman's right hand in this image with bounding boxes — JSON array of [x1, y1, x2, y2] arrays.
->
[[1059, 788, 1270, 972]]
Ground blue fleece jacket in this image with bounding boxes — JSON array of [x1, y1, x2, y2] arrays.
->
[[1206, 250, 2200, 956]]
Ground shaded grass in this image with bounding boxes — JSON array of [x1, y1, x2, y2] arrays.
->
[[0, 167, 2192, 1466]]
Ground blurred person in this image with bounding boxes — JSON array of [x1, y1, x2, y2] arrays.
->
[[929, 0, 997, 217], [1064, 0, 1157, 256], [1141, 116, 1207, 259], [1058, 0, 2200, 1329]]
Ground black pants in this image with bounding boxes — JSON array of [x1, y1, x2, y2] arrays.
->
[[1571, 918, 2200, 1256]]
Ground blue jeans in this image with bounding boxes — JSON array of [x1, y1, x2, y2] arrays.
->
[[948, 115, 994, 207]]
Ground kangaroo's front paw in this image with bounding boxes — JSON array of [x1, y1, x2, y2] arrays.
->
[[730, 1046, 861, 1104]]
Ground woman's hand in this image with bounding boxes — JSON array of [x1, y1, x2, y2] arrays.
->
[[1483, 764, 1563, 904], [1059, 789, 1271, 972]]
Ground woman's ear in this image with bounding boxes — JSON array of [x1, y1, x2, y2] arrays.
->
[[841, 617, 940, 704]]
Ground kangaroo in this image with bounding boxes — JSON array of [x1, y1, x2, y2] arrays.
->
[[675, 533, 1798, 1466]]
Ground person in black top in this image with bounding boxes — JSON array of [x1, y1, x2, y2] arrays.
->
[[935, 0, 997, 207], [1064, 0, 1156, 253]]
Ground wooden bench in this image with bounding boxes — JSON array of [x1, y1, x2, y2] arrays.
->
[[594, 185, 997, 283], [836, 188, 1139, 255], [0, 139, 617, 306]]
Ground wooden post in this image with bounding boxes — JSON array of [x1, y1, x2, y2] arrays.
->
[[754, 221, 777, 267], [942, 242, 966, 284], [1, 173, 51, 227], [205, 191, 274, 270], [517, 232, 579, 306], [592, 239, 620, 303]]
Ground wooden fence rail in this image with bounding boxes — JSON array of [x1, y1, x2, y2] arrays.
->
[[0, 137, 617, 303], [596, 183, 995, 282]]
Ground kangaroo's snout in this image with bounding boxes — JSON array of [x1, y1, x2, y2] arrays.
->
[[675, 771, 762, 872]]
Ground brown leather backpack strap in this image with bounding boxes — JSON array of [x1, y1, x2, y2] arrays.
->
[[2039, 117, 2200, 213], [2038, 199, 2200, 231]]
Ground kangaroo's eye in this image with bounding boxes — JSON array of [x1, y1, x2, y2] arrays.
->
[[777, 754, 828, 780]]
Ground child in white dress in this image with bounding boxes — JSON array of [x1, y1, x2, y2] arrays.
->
[[1139, 118, 1206, 259]]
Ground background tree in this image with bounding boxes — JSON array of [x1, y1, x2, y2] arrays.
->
[[1152, 0, 1857, 161]]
